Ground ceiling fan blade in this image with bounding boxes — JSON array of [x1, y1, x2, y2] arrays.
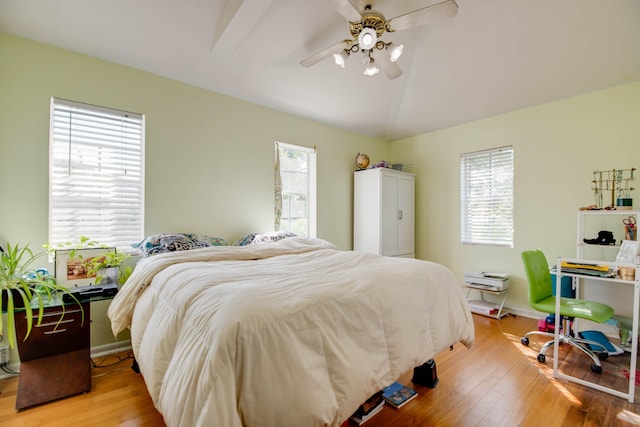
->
[[371, 49, 402, 79], [330, 0, 362, 22], [300, 40, 351, 68], [388, 0, 458, 32]]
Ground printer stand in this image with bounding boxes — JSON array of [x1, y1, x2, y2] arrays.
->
[[464, 285, 510, 319]]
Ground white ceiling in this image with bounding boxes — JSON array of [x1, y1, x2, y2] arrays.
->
[[1, 0, 640, 140]]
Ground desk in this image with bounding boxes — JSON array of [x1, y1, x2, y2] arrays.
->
[[555, 258, 640, 403]]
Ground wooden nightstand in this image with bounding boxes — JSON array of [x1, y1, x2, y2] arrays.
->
[[14, 301, 91, 410]]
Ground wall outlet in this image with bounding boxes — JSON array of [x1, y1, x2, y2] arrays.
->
[[0, 344, 10, 364]]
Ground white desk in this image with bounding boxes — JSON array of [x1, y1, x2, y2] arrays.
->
[[555, 258, 640, 403]]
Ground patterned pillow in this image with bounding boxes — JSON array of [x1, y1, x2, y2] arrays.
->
[[133, 233, 229, 256], [184, 234, 229, 247], [234, 231, 297, 246]]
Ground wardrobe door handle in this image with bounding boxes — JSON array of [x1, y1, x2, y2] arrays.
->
[[397, 210, 403, 220]]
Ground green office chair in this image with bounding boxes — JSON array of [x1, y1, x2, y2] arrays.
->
[[520, 250, 615, 373]]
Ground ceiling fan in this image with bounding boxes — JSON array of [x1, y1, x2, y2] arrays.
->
[[300, 0, 458, 79]]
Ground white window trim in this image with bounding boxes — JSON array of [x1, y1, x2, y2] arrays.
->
[[49, 97, 145, 252], [460, 146, 514, 247], [276, 142, 317, 239]]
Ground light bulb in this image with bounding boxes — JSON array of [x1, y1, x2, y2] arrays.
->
[[363, 63, 380, 76], [358, 28, 377, 50], [333, 51, 348, 68], [389, 43, 404, 62]]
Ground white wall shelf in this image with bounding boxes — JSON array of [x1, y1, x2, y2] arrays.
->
[[577, 210, 639, 261], [555, 256, 639, 402]]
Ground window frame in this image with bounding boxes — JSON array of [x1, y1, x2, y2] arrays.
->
[[460, 146, 514, 247], [275, 142, 317, 239]]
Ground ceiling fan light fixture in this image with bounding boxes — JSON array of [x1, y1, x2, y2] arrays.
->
[[333, 50, 348, 68], [358, 28, 377, 50], [363, 62, 380, 76], [389, 43, 404, 62], [302, 0, 460, 79]]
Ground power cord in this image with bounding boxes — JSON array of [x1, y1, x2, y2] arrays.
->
[[1, 363, 19, 375], [90, 350, 134, 368]]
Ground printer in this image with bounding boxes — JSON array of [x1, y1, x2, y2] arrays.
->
[[464, 271, 510, 291], [62, 283, 119, 303]]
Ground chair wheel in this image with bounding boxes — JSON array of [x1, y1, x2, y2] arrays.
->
[[537, 353, 546, 363], [591, 364, 602, 374], [597, 352, 608, 361], [521, 337, 529, 346]]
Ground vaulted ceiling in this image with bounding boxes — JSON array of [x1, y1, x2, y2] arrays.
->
[[1, 0, 639, 140]]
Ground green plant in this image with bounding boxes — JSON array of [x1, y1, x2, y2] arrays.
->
[[44, 236, 132, 285], [0, 242, 81, 348]]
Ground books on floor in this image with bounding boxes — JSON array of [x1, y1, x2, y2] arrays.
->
[[349, 391, 384, 425], [349, 400, 384, 425], [382, 381, 417, 409]]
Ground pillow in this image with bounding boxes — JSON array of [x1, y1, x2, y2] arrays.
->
[[184, 234, 229, 247], [133, 233, 229, 256], [234, 231, 297, 246]]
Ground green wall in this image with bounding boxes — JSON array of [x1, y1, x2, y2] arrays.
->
[[390, 80, 640, 315], [2, 30, 639, 352], [0, 33, 387, 353]]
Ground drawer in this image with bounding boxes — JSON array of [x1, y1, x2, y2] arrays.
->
[[16, 302, 90, 361]]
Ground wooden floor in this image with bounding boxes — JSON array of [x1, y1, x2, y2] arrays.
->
[[1, 314, 640, 426]]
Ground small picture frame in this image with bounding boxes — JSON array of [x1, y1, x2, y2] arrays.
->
[[54, 247, 116, 287], [615, 240, 640, 265]]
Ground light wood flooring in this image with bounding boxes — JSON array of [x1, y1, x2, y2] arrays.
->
[[1, 314, 640, 426]]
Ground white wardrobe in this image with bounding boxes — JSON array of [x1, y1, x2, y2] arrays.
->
[[353, 168, 415, 258]]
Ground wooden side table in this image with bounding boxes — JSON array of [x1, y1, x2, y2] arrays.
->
[[14, 301, 91, 410]]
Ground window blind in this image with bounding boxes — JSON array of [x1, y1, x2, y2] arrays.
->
[[460, 146, 514, 247], [49, 98, 144, 251]]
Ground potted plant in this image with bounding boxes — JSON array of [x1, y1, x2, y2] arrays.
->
[[44, 236, 132, 285], [0, 242, 81, 348], [83, 248, 132, 285]]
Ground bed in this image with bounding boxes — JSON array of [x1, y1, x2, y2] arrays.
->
[[108, 237, 474, 427]]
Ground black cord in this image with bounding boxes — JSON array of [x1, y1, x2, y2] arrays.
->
[[90, 351, 134, 368], [1, 363, 19, 375]]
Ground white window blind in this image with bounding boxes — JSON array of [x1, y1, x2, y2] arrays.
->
[[49, 98, 144, 251], [461, 146, 514, 247]]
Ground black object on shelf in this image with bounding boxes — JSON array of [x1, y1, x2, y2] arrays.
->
[[583, 230, 616, 245]]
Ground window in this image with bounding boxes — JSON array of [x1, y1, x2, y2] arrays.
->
[[275, 142, 316, 238], [461, 146, 514, 247], [49, 98, 144, 251]]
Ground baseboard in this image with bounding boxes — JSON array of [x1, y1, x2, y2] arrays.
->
[[91, 340, 132, 358], [469, 304, 543, 320], [0, 340, 132, 380], [506, 307, 543, 319]]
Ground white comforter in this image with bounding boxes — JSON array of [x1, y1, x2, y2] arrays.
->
[[108, 238, 474, 427]]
